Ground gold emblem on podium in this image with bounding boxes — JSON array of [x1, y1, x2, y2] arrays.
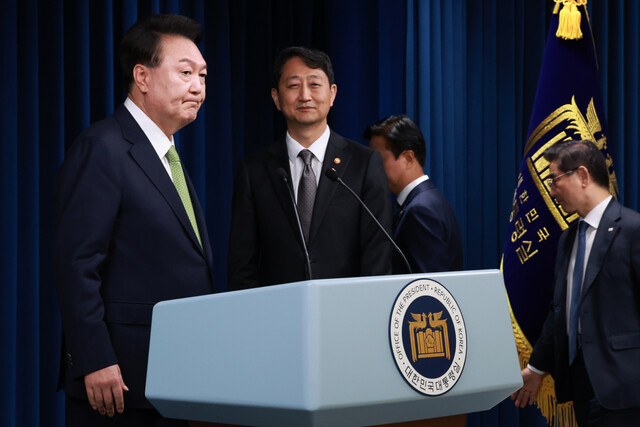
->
[[408, 311, 451, 363]]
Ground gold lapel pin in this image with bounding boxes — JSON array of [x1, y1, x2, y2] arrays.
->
[[334, 157, 341, 164]]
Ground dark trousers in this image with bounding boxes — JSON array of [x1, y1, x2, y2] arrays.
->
[[66, 395, 187, 427], [570, 349, 640, 426]]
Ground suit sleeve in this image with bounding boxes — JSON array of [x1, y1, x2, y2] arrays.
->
[[359, 150, 393, 276], [529, 232, 569, 373], [54, 136, 121, 380], [228, 160, 262, 290], [528, 307, 556, 373]]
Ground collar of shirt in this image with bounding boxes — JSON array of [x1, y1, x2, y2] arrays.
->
[[286, 126, 330, 194], [396, 174, 430, 206], [124, 97, 175, 179], [582, 194, 613, 230]]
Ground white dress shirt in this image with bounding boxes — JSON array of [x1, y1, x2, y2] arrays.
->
[[124, 97, 176, 181], [564, 195, 612, 334], [396, 175, 430, 206]]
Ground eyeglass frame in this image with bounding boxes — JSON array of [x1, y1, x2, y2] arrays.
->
[[546, 168, 577, 188]]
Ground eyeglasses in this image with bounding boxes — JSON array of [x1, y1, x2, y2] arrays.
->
[[546, 169, 576, 188]]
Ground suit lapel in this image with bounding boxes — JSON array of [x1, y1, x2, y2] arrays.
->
[[184, 171, 213, 262], [308, 132, 350, 244], [582, 199, 620, 297], [115, 106, 205, 255]]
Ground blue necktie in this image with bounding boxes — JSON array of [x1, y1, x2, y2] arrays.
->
[[568, 220, 588, 364]]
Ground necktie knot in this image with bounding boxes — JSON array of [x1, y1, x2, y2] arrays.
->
[[166, 146, 180, 164], [298, 149, 314, 167]]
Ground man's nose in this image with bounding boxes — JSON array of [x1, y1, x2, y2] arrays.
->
[[299, 83, 311, 100], [190, 76, 204, 93]]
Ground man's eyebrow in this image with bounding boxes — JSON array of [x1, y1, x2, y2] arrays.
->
[[284, 74, 322, 81], [178, 58, 207, 69]]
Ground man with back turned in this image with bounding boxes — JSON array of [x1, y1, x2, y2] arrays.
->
[[365, 114, 463, 274]]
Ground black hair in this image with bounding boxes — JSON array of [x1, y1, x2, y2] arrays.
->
[[363, 115, 426, 167], [272, 47, 335, 89], [543, 140, 609, 189], [119, 14, 203, 91]]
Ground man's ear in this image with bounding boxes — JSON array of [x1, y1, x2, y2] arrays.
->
[[576, 165, 591, 187], [133, 64, 149, 94], [329, 84, 337, 107], [271, 88, 281, 111], [401, 150, 416, 165]]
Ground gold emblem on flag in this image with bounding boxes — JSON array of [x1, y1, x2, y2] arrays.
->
[[523, 96, 618, 230], [408, 311, 451, 363]]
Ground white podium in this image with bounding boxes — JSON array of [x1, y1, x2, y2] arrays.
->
[[146, 270, 522, 426]]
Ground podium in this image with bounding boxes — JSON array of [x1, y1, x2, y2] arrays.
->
[[146, 270, 522, 426]]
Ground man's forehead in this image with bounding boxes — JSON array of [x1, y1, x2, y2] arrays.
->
[[284, 71, 325, 80], [282, 58, 327, 77], [159, 35, 204, 60]]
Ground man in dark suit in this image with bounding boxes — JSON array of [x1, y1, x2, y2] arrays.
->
[[511, 140, 640, 426], [228, 47, 392, 289], [365, 115, 463, 274], [54, 15, 214, 425]]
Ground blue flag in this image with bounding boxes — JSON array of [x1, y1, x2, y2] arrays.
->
[[503, 2, 618, 425]]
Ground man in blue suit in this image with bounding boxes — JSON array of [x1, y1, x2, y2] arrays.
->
[[54, 15, 214, 426], [365, 115, 463, 274], [511, 140, 640, 426]]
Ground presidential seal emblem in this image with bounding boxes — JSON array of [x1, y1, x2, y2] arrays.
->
[[389, 279, 467, 396]]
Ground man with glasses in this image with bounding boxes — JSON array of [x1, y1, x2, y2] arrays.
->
[[511, 140, 640, 426]]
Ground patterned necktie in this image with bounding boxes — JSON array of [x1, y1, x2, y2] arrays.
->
[[166, 146, 202, 247], [297, 149, 317, 242], [568, 220, 588, 364]]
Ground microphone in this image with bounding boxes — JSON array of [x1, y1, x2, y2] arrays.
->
[[324, 168, 412, 274], [276, 168, 313, 280]]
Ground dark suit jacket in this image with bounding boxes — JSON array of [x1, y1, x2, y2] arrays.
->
[[228, 130, 392, 289], [54, 105, 215, 408], [529, 198, 640, 409], [393, 179, 463, 274]]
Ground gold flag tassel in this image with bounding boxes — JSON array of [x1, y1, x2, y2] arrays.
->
[[554, 0, 585, 40]]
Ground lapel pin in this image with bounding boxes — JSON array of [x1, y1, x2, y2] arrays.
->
[[608, 227, 614, 232], [333, 157, 341, 164]]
